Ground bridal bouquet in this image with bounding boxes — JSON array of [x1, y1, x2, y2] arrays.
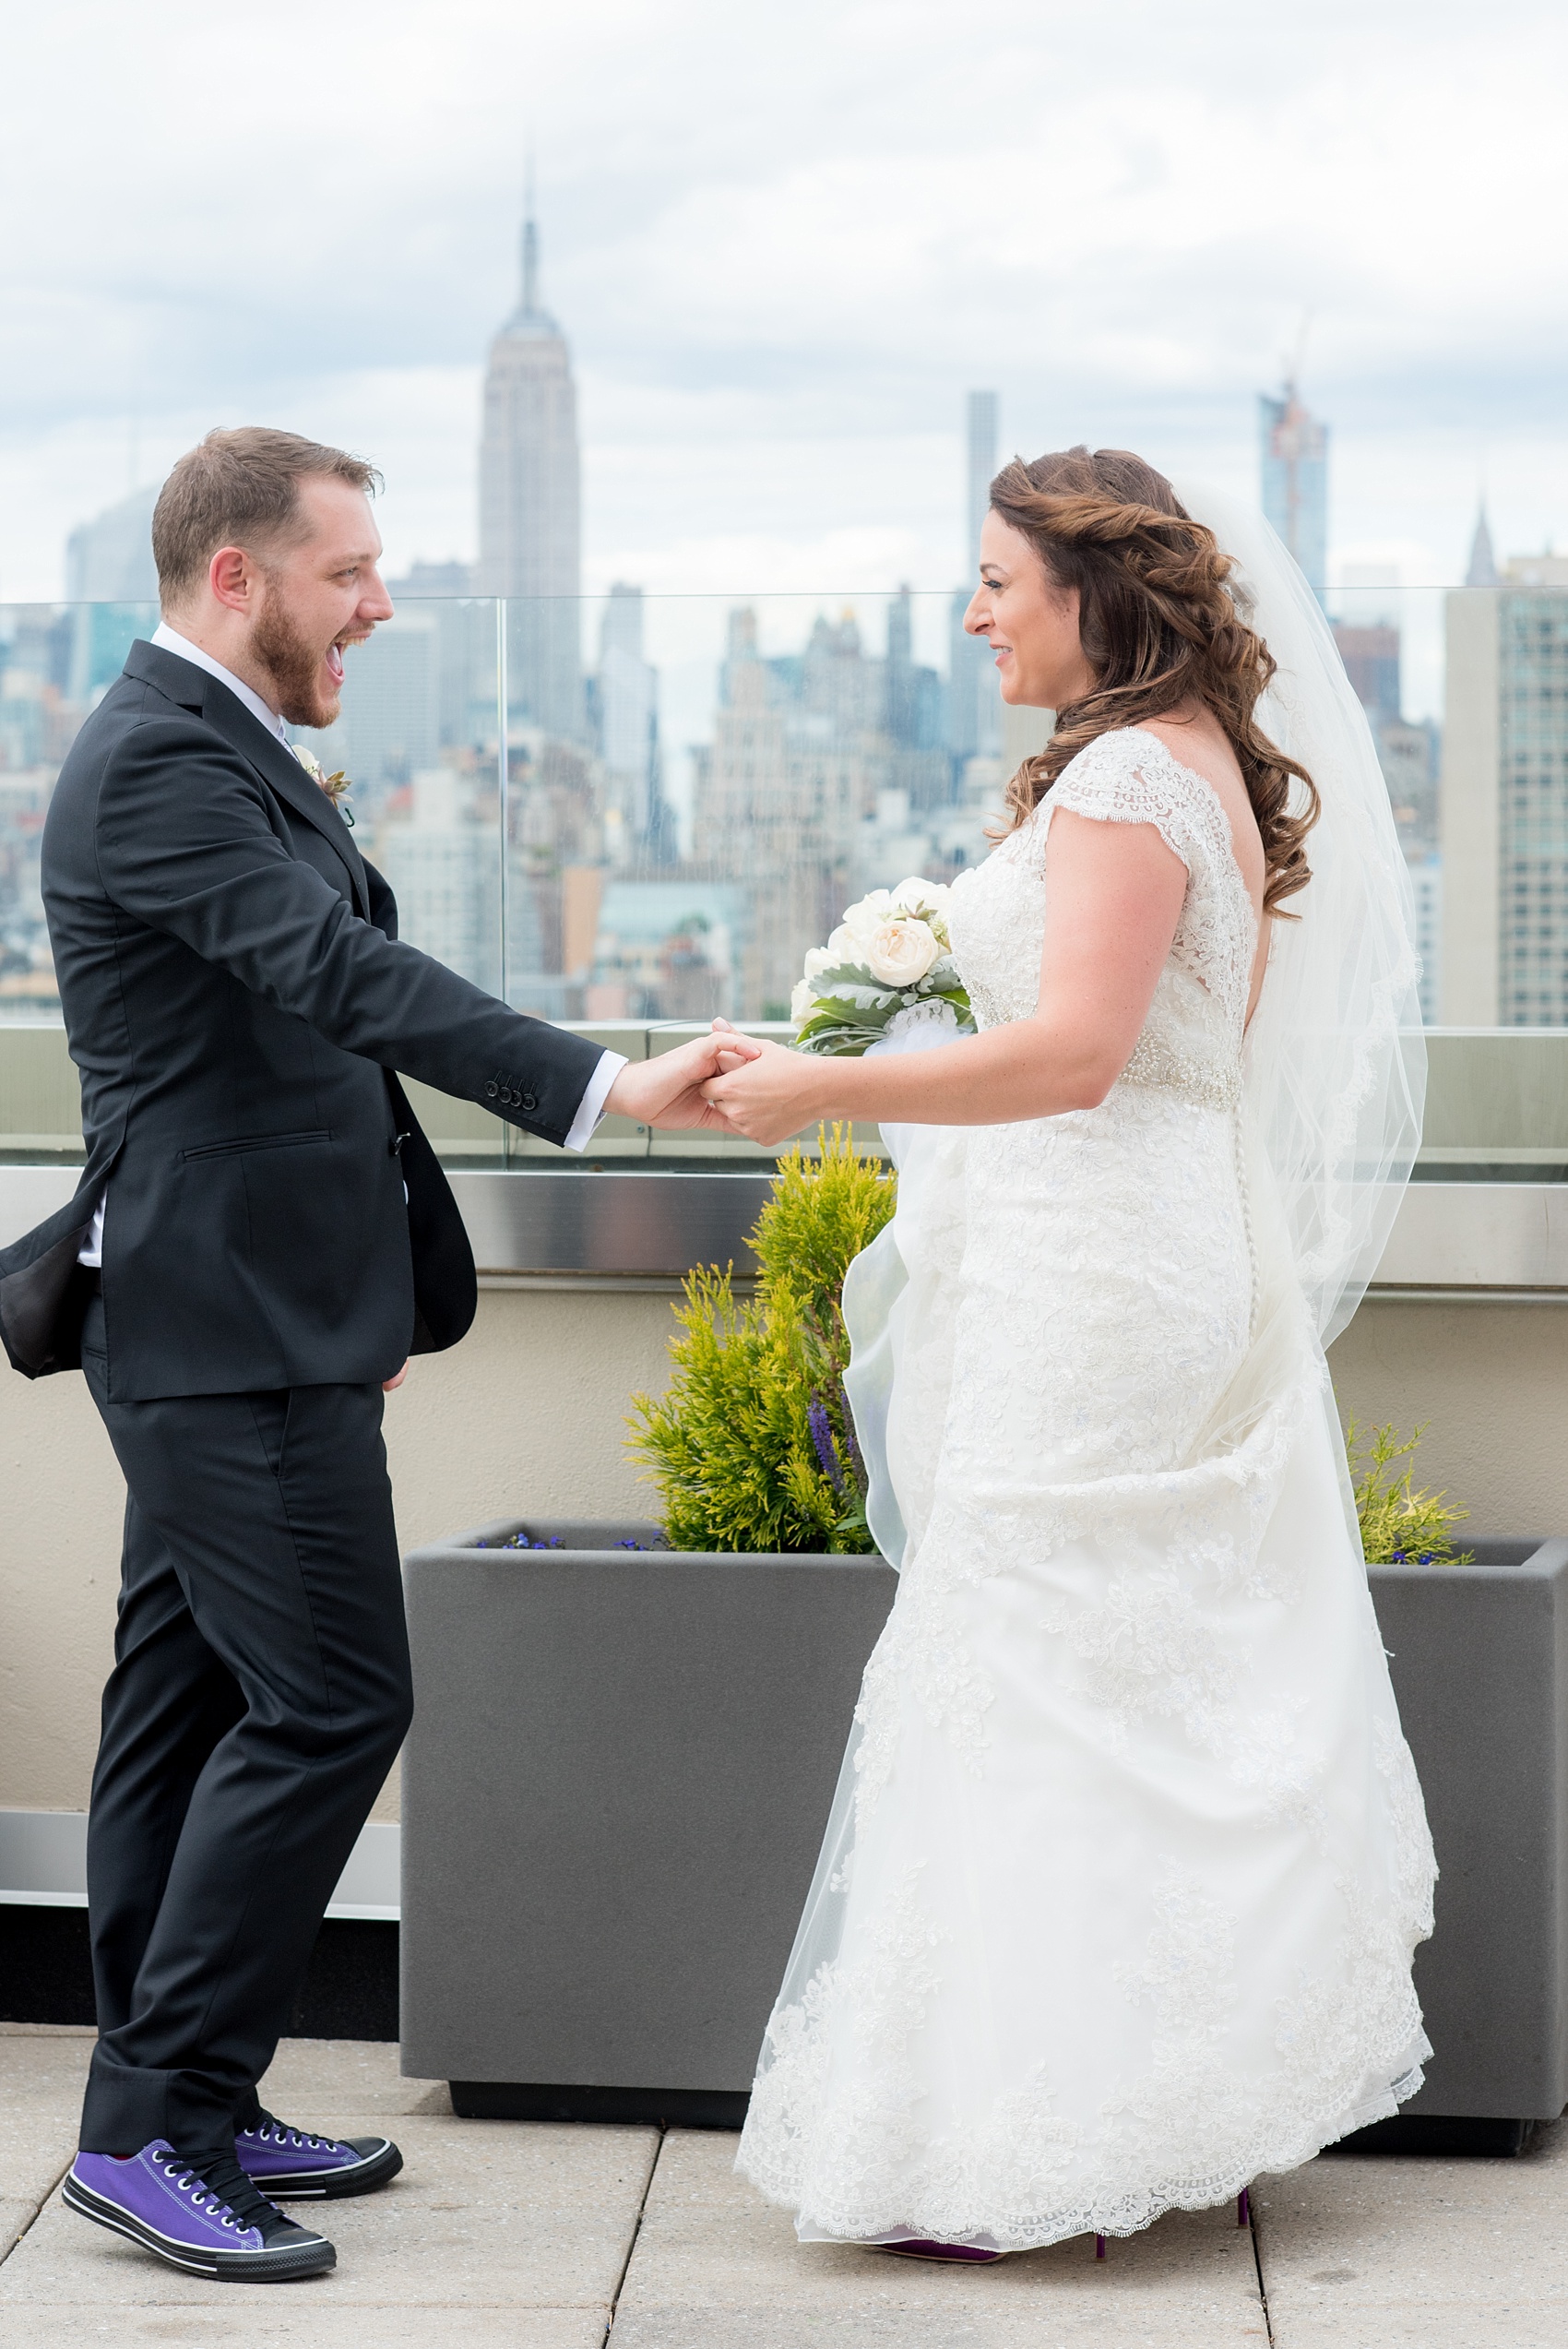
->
[[790, 879, 974, 1057]]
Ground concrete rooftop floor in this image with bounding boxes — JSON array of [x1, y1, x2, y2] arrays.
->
[[0, 2025, 1562, 2346]]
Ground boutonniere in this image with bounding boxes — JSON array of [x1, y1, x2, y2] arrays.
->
[[292, 744, 356, 827]]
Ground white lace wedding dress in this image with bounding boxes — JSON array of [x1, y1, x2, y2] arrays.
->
[[735, 725, 1437, 2252]]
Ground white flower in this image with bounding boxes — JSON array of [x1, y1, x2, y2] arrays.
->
[[826, 924, 863, 962], [865, 917, 940, 986], [293, 746, 324, 781], [802, 946, 836, 981], [891, 875, 950, 916], [790, 977, 817, 1026], [890, 876, 952, 944], [837, 888, 894, 945]]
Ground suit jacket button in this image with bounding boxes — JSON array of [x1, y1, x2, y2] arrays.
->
[[484, 1082, 499, 1100], [520, 1091, 538, 1112]]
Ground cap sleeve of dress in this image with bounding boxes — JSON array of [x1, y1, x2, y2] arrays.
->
[[1048, 728, 1235, 881]]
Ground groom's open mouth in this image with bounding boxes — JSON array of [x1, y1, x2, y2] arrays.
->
[[325, 630, 373, 688]]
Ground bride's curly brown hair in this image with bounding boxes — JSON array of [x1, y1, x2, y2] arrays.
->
[[990, 446, 1320, 914]]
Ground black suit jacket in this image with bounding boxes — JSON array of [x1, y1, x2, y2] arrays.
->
[[0, 640, 603, 1399]]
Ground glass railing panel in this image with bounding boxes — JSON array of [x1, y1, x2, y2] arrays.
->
[[1416, 1028, 1568, 1179], [0, 1020, 81, 1158]]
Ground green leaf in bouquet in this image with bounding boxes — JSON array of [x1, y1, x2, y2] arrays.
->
[[796, 1020, 881, 1056], [796, 992, 895, 1038], [809, 960, 892, 996]]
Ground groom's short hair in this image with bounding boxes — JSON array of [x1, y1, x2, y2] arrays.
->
[[152, 427, 382, 606]]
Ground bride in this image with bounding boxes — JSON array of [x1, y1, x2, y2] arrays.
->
[[701, 446, 1436, 2259]]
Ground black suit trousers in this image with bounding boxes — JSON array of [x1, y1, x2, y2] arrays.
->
[[77, 1295, 412, 2162]]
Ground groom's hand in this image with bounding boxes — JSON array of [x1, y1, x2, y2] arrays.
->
[[603, 1027, 765, 1132]]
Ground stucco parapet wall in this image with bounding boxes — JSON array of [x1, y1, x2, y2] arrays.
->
[[3, 1163, 1568, 1295]]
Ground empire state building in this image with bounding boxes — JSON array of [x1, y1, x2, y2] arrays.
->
[[477, 211, 582, 740]]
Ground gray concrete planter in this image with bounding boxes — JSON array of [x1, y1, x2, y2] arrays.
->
[[400, 1522, 1568, 2149], [398, 1519, 896, 2125], [1360, 1538, 1568, 2154]]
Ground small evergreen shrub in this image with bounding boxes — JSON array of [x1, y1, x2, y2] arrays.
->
[[1348, 1419, 1473, 1567], [628, 1127, 896, 1554]]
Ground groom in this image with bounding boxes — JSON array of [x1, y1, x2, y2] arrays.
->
[[0, 427, 754, 2283]]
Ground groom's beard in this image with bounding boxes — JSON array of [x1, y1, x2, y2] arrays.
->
[[253, 580, 346, 731]]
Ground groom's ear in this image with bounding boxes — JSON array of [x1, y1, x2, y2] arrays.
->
[[208, 543, 258, 616]]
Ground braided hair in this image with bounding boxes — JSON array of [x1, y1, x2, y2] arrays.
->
[[990, 446, 1320, 914]]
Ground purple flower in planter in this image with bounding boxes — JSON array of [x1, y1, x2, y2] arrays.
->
[[808, 1394, 846, 1497]]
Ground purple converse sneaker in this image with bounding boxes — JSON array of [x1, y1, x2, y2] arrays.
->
[[237, 2109, 403, 2199], [64, 2141, 335, 2281]]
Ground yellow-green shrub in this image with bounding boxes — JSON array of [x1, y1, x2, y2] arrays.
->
[[628, 1127, 895, 1553], [1348, 1420, 1473, 1567]]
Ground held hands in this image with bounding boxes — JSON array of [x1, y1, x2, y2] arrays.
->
[[601, 1026, 766, 1132], [699, 1019, 833, 1146]]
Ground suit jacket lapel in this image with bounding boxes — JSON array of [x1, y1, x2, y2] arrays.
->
[[123, 645, 372, 920], [198, 685, 373, 920]]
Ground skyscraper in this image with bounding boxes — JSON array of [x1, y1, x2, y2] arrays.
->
[[948, 390, 1002, 769], [1466, 506, 1499, 589], [1443, 549, 1568, 1024], [692, 607, 886, 1015], [476, 209, 582, 741], [65, 483, 160, 704], [1259, 381, 1328, 598], [593, 584, 668, 859], [65, 484, 160, 604], [1332, 614, 1442, 1021]]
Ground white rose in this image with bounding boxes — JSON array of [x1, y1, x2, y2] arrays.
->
[[838, 889, 894, 945], [802, 946, 835, 981], [826, 924, 862, 963], [890, 876, 952, 943], [865, 918, 940, 986], [891, 875, 946, 913], [790, 977, 817, 1026]]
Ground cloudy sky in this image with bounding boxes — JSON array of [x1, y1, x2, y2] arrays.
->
[[2, 0, 1564, 640]]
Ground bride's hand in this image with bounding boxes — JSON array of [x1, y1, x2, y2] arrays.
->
[[701, 1034, 832, 1146], [707, 1015, 752, 1075]]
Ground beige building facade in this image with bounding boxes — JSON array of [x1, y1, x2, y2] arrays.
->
[[1443, 555, 1568, 1026]]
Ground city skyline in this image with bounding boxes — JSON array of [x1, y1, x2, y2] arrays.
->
[[10, 222, 1568, 1035], [7, 447, 1568, 1029]]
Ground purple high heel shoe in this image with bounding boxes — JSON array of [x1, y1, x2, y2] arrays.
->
[[874, 2237, 1006, 2263]]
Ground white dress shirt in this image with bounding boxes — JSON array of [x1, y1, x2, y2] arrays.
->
[[77, 626, 624, 1268]]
